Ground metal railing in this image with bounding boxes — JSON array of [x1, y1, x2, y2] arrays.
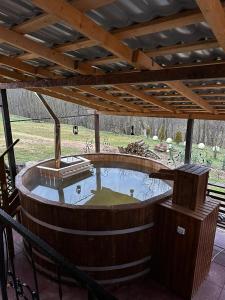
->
[[0, 209, 116, 300], [0, 139, 20, 212], [207, 182, 225, 229], [0, 139, 20, 259]]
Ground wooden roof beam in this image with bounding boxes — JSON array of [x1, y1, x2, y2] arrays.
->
[[145, 39, 219, 58], [17, 8, 208, 61], [0, 25, 97, 75], [4, 63, 225, 89], [32, 0, 157, 71], [0, 67, 114, 111], [33, 0, 215, 114], [0, 65, 113, 111], [113, 9, 204, 40], [31, 0, 182, 114], [115, 85, 178, 113], [100, 110, 225, 121], [167, 81, 216, 114], [0, 68, 31, 81], [32, 0, 133, 64], [13, 0, 116, 33], [77, 86, 141, 112], [0, 54, 60, 79], [19, 38, 220, 67], [89, 39, 219, 66], [46, 87, 119, 111], [197, 0, 225, 51], [31, 87, 104, 111], [0, 55, 141, 111]]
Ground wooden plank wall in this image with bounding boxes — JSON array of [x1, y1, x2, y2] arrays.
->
[[152, 198, 219, 300]]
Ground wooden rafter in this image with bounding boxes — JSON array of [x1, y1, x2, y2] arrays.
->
[[31, 87, 103, 111], [34, 0, 134, 64], [0, 54, 151, 112], [115, 85, 177, 113], [32, 0, 215, 114], [0, 67, 222, 119], [0, 68, 114, 111], [7, 0, 170, 109], [0, 0, 220, 116], [146, 40, 219, 59], [46, 87, 119, 111], [0, 72, 105, 111], [143, 84, 225, 92], [196, 0, 225, 52], [0, 55, 60, 79], [19, 8, 206, 59], [0, 68, 30, 81], [113, 9, 204, 40], [13, 0, 115, 34], [77, 86, 141, 112], [100, 110, 225, 121], [32, 0, 157, 71], [166, 81, 215, 114], [0, 25, 97, 75], [90, 39, 219, 66], [4, 63, 225, 89], [32, 0, 207, 114], [0, 54, 147, 112]]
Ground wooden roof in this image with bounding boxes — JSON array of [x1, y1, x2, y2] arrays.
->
[[1, 0, 225, 120]]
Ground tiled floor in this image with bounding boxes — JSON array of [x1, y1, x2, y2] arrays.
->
[[5, 228, 225, 300]]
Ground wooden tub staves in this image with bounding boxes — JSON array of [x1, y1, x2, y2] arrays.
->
[[16, 153, 172, 284]]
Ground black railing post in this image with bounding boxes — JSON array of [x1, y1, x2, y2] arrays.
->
[[28, 243, 40, 300], [185, 119, 194, 164], [0, 225, 8, 300], [94, 113, 100, 153], [0, 89, 17, 186]]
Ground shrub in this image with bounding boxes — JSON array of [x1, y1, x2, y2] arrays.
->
[[146, 127, 151, 138], [174, 131, 183, 144], [158, 126, 166, 142]]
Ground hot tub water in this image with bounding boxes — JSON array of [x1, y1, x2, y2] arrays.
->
[[29, 163, 171, 206]]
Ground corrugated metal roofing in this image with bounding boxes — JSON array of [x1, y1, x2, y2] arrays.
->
[[86, 0, 197, 30], [0, 0, 219, 68], [0, 0, 41, 26], [0, 42, 24, 56], [0, 0, 225, 118], [30, 23, 83, 47]]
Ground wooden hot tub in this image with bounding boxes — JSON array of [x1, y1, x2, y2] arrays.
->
[[16, 153, 172, 284]]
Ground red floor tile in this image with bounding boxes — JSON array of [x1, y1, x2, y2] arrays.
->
[[207, 262, 225, 288], [192, 280, 222, 300], [4, 228, 225, 299], [219, 287, 225, 300]]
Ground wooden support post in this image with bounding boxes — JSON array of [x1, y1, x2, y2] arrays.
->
[[185, 119, 194, 164], [0, 89, 17, 186], [94, 113, 100, 153]]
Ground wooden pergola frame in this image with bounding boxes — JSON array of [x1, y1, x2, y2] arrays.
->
[[0, 0, 224, 119], [1, 0, 225, 165]]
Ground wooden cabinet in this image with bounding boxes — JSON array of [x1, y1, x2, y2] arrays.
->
[[153, 198, 219, 299], [173, 164, 210, 210]]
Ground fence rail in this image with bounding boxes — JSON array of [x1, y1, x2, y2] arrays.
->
[[207, 182, 225, 229]]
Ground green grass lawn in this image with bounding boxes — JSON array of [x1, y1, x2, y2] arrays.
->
[[0, 115, 225, 183]]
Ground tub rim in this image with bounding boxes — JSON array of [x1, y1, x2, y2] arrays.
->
[[16, 153, 173, 211]]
